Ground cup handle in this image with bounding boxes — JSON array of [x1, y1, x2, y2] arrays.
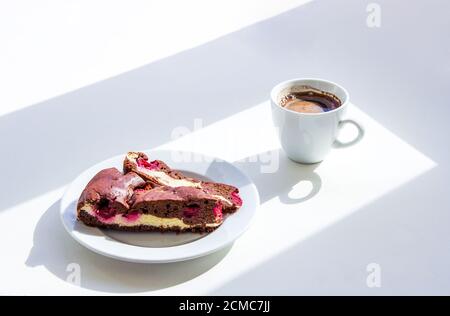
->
[[333, 119, 364, 148]]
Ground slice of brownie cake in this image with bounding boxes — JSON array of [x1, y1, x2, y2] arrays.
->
[[123, 151, 243, 213], [77, 168, 224, 232]]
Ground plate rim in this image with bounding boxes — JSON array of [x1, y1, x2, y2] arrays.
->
[[60, 149, 259, 263]]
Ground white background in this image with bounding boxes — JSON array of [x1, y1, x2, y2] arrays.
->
[[1, 0, 449, 295]]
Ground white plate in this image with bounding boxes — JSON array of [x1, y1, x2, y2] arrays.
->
[[60, 150, 259, 263]]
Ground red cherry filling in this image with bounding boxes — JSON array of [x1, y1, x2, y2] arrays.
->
[[137, 158, 160, 170], [123, 210, 140, 221], [183, 204, 200, 218], [95, 199, 116, 219], [213, 202, 223, 220], [231, 191, 243, 206]]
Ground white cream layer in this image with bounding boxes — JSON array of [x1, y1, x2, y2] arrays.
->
[[138, 167, 201, 188], [80, 204, 221, 228], [209, 194, 232, 206]]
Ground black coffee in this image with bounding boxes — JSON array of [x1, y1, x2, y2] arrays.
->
[[279, 86, 341, 113]]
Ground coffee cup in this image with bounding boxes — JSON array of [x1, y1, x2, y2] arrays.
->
[[271, 78, 363, 164]]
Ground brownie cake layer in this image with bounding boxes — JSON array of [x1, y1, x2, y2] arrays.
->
[[124, 151, 243, 213], [131, 186, 223, 225]]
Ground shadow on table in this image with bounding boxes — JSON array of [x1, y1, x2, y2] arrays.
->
[[234, 149, 322, 205], [0, 2, 315, 212], [0, 0, 349, 214], [26, 200, 231, 293]]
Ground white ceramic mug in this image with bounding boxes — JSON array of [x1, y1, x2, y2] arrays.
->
[[271, 78, 363, 164]]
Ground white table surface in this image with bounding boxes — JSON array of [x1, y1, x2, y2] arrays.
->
[[1, 0, 449, 295]]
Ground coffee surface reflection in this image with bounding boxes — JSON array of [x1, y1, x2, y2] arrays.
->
[[279, 86, 341, 113]]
